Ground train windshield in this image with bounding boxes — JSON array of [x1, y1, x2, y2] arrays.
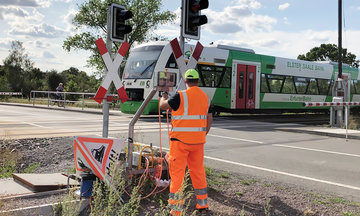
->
[[123, 45, 164, 79]]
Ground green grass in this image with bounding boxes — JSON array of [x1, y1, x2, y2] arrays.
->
[[236, 191, 244, 196], [0, 148, 18, 178], [240, 179, 258, 186], [24, 163, 40, 173]]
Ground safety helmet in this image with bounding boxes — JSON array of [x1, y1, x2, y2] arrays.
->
[[185, 69, 199, 79]]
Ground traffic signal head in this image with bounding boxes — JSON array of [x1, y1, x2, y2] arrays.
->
[[183, 0, 208, 40], [110, 4, 133, 43]]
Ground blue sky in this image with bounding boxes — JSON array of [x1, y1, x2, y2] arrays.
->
[[1, 0, 360, 75]]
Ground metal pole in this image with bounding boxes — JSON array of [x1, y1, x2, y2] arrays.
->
[[180, 0, 185, 53], [102, 4, 113, 138], [345, 105, 348, 139], [82, 93, 85, 111], [338, 0, 342, 79], [127, 89, 157, 170], [63, 92, 66, 109], [48, 92, 50, 107]]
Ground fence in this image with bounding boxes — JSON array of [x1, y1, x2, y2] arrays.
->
[[30, 90, 109, 110]]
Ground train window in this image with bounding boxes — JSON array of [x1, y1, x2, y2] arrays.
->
[[350, 80, 356, 94], [294, 77, 309, 94], [218, 67, 231, 88], [248, 72, 254, 99], [282, 76, 296, 94], [307, 78, 319, 95], [328, 80, 334, 96], [317, 79, 330, 95], [239, 72, 244, 98], [166, 54, 177, 69], [354, 80, 360, 94], [260, 74, 270, 93], [198, 65, 228, 88], [267, 75, 284, 93]]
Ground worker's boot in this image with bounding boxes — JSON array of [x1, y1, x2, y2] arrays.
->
[[197, 208, 212, 216]]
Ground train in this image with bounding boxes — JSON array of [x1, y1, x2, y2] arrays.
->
[[120, 41, 360, 114]]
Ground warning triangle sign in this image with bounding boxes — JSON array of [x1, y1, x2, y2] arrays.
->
[[74, 137, 114, 180]]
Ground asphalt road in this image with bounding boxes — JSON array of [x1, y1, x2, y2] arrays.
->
[[1, 104, 360, 202]]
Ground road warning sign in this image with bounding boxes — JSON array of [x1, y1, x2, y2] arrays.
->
[[74, 136, 126, 181]]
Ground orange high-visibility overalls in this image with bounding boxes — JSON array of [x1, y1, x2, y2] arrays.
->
[[168, 86, 210, 215]]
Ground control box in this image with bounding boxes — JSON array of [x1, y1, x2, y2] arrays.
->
[[156, 71, 177, 92]]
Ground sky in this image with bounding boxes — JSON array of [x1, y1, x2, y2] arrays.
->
[[1, 0, 360, 75]]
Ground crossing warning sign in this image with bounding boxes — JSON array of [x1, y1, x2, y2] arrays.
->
[[94, 38, 130, 104], [74, 136, 126, 180]]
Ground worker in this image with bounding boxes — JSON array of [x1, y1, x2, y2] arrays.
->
[[160, 69, 213, 216]]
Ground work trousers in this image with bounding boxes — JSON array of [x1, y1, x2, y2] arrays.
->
[[168, 140, 208, 215]]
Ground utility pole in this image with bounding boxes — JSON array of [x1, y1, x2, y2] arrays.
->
[[338, 0, 342, 79]]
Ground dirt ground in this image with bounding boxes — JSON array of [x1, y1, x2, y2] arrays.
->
[[1, 136, 360, 216]]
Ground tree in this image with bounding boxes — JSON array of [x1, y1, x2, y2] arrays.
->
[[298, 44, 359, 68], [46, 70, 63, 91], [3, 41, 34, 92], [63, 0, 176, 73]]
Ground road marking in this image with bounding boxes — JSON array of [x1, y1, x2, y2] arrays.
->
[[132, 141, 360, 191], [22, 122, 51, 129], [273, 144, 360, 158], [204, 155, 360, 191], [207, 134, 264, 144]]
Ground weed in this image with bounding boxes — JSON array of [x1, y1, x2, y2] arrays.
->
[[0, 148, 18, 178], [53, 187, 82, 216], [264, 198, 272, 216], [342, 212, 355, 216], [24, 163, 40, 173], [236, 191, 243, 196], [264, 183, 271, 187], [303, 207, 315, 216], [239, 204, 245, 216], [220, 172, 230, 179], [241, 179, 257, 186], [65, 167, 76, 174], [205, 166, 214, 176]]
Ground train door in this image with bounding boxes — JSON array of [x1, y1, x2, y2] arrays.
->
[[235, 64, 256, 109]]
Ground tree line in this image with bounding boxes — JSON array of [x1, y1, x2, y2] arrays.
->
[[0, 41, 99, 99]]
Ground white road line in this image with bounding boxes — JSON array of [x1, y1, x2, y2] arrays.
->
[[22, 122, 51, 129], [204, 155, 360, 191], [207, 134, 264, 144], [273, 144, 360, 158], [134, 141, 360, 191]]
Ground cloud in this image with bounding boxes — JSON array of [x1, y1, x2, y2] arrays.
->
[[203, 0, 276, 35], [279, 3, 290, 11], [0, 7, 29, 20], [0, 0, 50, 7], [9, 23, 66, 38], [236, 0, 261, 10], [43, 51, 55, 58]]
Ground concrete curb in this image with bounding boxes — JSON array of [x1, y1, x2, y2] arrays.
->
[[276, 128, 360, 140]]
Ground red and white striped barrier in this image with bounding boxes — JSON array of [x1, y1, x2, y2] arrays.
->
[[94, 38, 130, 104], [303, 102, 360, 107], [170, 38, 203, 81], [0, 92, 22, 95]]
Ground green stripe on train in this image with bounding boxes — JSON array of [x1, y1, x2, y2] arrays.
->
[[120, 100, 159, 115]]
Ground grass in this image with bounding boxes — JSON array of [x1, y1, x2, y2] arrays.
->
[[24, 163, 40, 173], [55, 164, 195, 215], [240, 179, 258, 186], [0, 148, 18, 178]]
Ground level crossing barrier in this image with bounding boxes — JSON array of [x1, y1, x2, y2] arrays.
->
[[30, 90, 119, 111], [0, 92, 22, 96], [303, 101, 360, 139]]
